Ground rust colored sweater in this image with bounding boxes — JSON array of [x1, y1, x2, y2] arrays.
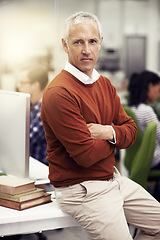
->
[[41, 70, 137, 187]]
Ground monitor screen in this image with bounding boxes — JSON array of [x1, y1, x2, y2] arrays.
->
[[0, 90, 30, 178]]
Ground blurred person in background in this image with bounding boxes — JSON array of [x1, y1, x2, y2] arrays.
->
[[128, 70, 160, 170], [17, 65, 48, 165]]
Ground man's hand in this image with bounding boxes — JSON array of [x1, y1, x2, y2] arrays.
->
[[87, 123, 114, 141]]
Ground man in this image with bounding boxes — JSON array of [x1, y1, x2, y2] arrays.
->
[[41, 12, 160, 240], [17, 65, 48, 165]]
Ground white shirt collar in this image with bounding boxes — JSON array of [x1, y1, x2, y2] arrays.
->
[[64, 62, 100, 84]]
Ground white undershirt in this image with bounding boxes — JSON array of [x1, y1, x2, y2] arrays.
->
[[64, 61, 100, 84]]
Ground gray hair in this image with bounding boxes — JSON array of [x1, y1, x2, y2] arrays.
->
[[63, 11, 103, 43]]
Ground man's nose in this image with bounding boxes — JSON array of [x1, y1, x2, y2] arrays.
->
[[82, 42, 91, 55]]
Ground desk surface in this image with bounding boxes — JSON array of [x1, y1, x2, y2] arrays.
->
[[0, 199, 80, 237], [0, 159, 89, 239]]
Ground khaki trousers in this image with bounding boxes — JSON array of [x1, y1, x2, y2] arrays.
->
[[55, 168, 160, 240]]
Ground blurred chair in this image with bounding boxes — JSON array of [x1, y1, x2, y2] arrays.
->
[[123, 106, 143, 173], [123, 106, 160, 194]]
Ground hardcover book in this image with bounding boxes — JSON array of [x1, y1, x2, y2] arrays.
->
[[0, 175, 35, 195], [0, 188, 44, 202], [0, 192, 51, 210]]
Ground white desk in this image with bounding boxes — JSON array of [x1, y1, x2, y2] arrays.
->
[[0, 199, 89, 239], [0, 158, 90, 239]]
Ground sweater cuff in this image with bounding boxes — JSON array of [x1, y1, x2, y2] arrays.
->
[[108, 126, 116, 144]]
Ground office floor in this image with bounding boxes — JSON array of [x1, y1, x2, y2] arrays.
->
[[25, 228, 83, 240], [2, 227, 84, 240]]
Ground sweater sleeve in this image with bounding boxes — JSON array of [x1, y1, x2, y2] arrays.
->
[[111, 91, 137, 149], [42, 87, 115, 168]]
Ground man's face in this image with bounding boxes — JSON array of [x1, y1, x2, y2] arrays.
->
[[62, 21, 102, 78]]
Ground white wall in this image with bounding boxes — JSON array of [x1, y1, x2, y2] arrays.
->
[[0, 0, 160, 90], [146, 0, 160, 71]]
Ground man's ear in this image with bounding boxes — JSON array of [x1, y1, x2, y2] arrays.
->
[[62, 39, 69, 53], [99, 37, 103, 51]]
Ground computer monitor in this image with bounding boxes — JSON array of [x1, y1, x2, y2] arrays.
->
[[0, 90, 30, 178]]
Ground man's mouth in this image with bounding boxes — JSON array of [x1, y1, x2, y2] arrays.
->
[[81, 58, 92, 62]]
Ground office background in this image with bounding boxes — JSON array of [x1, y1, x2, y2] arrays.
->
[[0, 0, 160, 92]]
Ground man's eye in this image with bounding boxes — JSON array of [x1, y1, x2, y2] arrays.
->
[[90, 39, 97, 44], [74, 40, 82, 45]]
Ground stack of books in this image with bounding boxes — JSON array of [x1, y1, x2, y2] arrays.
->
[[0, 175, 51, 210]]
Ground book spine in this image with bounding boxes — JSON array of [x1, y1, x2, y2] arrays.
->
[[0, 198, 20, 210], [0, 193, 51, 210], [0, 186, 14, 195], [0, 189, 44, 202]]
